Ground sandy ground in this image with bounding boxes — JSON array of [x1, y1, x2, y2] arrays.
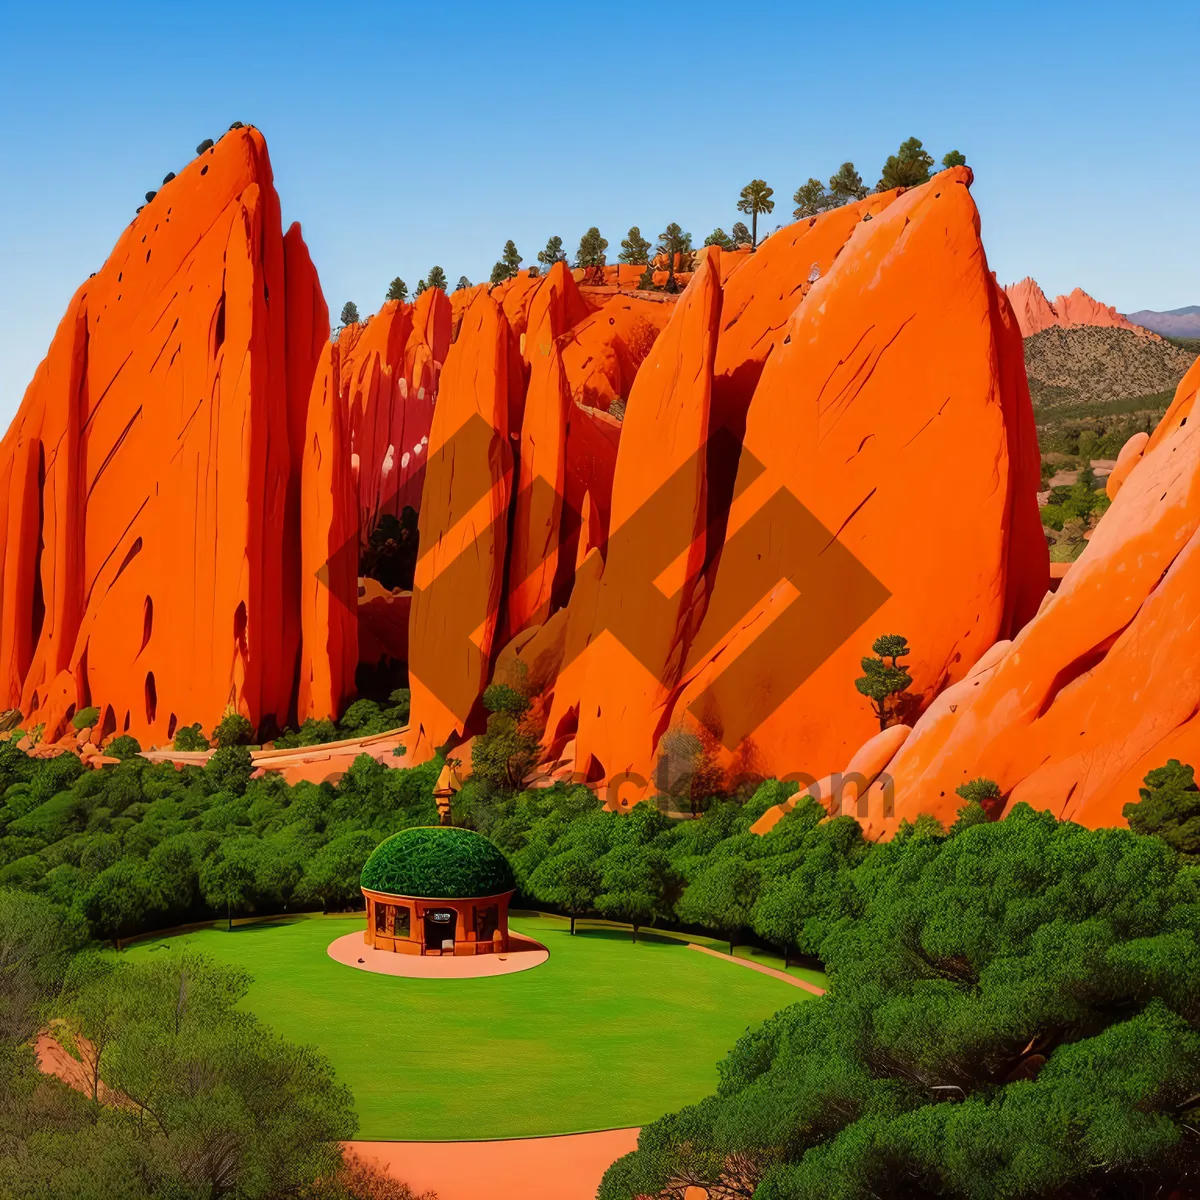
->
[[346, 1128, 642, 1200], [326, 930, 548, 978]]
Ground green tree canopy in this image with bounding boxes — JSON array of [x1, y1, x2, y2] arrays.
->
[[601, 806, 1200, 1200], [575, 226, 609, 268], [537, 235, 567, 267], [527, 847, 602, 934], [1125, 759, 1200, 858], [792, 178, 831, 219], [501, 239, 522, 277], [655, 223, 692, 292], [339, 301, 360, 327], [675, 856, 760, 954], [618, 226, 652, 265], [736, 179, 775, 248], [703, 228, 735, 250], [426, 265, 448, 292], [877, 136, 935, 190], [213, 711, 253, 747], [385, 276, 408, 302], [854, 633, 912, 730], [828, 161, 867, 204], [942, 148, 967, 168]]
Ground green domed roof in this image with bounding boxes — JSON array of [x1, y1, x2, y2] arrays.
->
[[360, 827, 516, 899]]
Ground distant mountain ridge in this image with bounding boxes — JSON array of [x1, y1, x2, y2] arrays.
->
[[1003, 277, 1154, 340], [1126, 306, 1200, 339]]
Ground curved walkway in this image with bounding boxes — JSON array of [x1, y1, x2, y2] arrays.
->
[[140, 726, 407, 785], [686, 943, 826, 995], [346, 1128, 640, 1200], [327, 930, 548, 978]]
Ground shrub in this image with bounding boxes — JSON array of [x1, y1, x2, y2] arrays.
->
[[104, 735, 142, 761], [173, 722, 210, 751], [71, 707, 100, 731], [213, 712, 253, 747]]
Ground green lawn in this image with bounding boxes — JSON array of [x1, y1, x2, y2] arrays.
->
[[126, 911, 818, 1140]]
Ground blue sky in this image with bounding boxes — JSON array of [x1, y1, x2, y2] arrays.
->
[[1, 0, 1197, 425]]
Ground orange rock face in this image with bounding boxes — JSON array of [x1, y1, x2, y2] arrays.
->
[[298, 340, 358, 723], [559, 295, 672, 413], [405, 291, 515, 761], [1003, 276, 1153, 338], [341, 289, 452, 531], [663, 168, 1044, 788], [855, 355, 1200, 834], [568, 246, 722, 793], [0, 128, 350, 745], [504, 264, 592, 641]]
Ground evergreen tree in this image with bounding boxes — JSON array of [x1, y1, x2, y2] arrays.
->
[[730, 221, 752, 246], [618, 226, 652, 265], [339, 301, 360, 327], [1125, 759, 1200, 858], [537, 235, 567, 267], [792, 178, 830, 219], [828, 161, 868, 204], [575, 226, 609, 268], [942, 149, 967, 168], [489, 261, 509, 286], [414, 278, 427, 297], [426, 265, 448, 292], [703, 228, 735, 250], [736, 179, 775, 249], [854, 633, 913, 730], [877, 136, 935, 190], [501, 239, 522, 277], [385, 277, 408, 302], [655, 223, 692, 292]]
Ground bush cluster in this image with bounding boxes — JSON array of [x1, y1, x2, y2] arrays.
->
[[0, 737, 438, 945]]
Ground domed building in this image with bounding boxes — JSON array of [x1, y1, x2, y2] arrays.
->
[[360, 827, 517, 956]]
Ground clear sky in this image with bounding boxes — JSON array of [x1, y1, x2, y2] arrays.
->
[[1, 0, 1197, 425]]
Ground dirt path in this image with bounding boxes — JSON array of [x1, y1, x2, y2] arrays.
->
[[346, 1128, 640, 1200], [686, 943, 826, 995], [140, 726, 407, 785]]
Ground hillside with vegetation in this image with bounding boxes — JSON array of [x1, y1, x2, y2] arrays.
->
[[1027, 325, 1197, 457]]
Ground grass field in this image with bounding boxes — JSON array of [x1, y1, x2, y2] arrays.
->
[[126, 911, 818, 1140]]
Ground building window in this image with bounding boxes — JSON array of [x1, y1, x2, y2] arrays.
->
[[374, 903, 411, 937], [474, 904, 499, 941]]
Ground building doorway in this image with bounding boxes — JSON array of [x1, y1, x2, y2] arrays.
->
[[423, 909, 457, 953]]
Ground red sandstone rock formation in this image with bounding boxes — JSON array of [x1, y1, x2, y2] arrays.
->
[[341, 290, 452, 533], [660, 169, 1044, 791], [405, 291, 515, 761], [298, 341, 358, 723], [831, 357, 1200, 835], [504, 264, 591, 641], [485, 169, 1045, 803], [566, 246, 723, 792], [1003, 276, 1153, 338], [559, 295, 672, 413], [0, 128, 351, 745]]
